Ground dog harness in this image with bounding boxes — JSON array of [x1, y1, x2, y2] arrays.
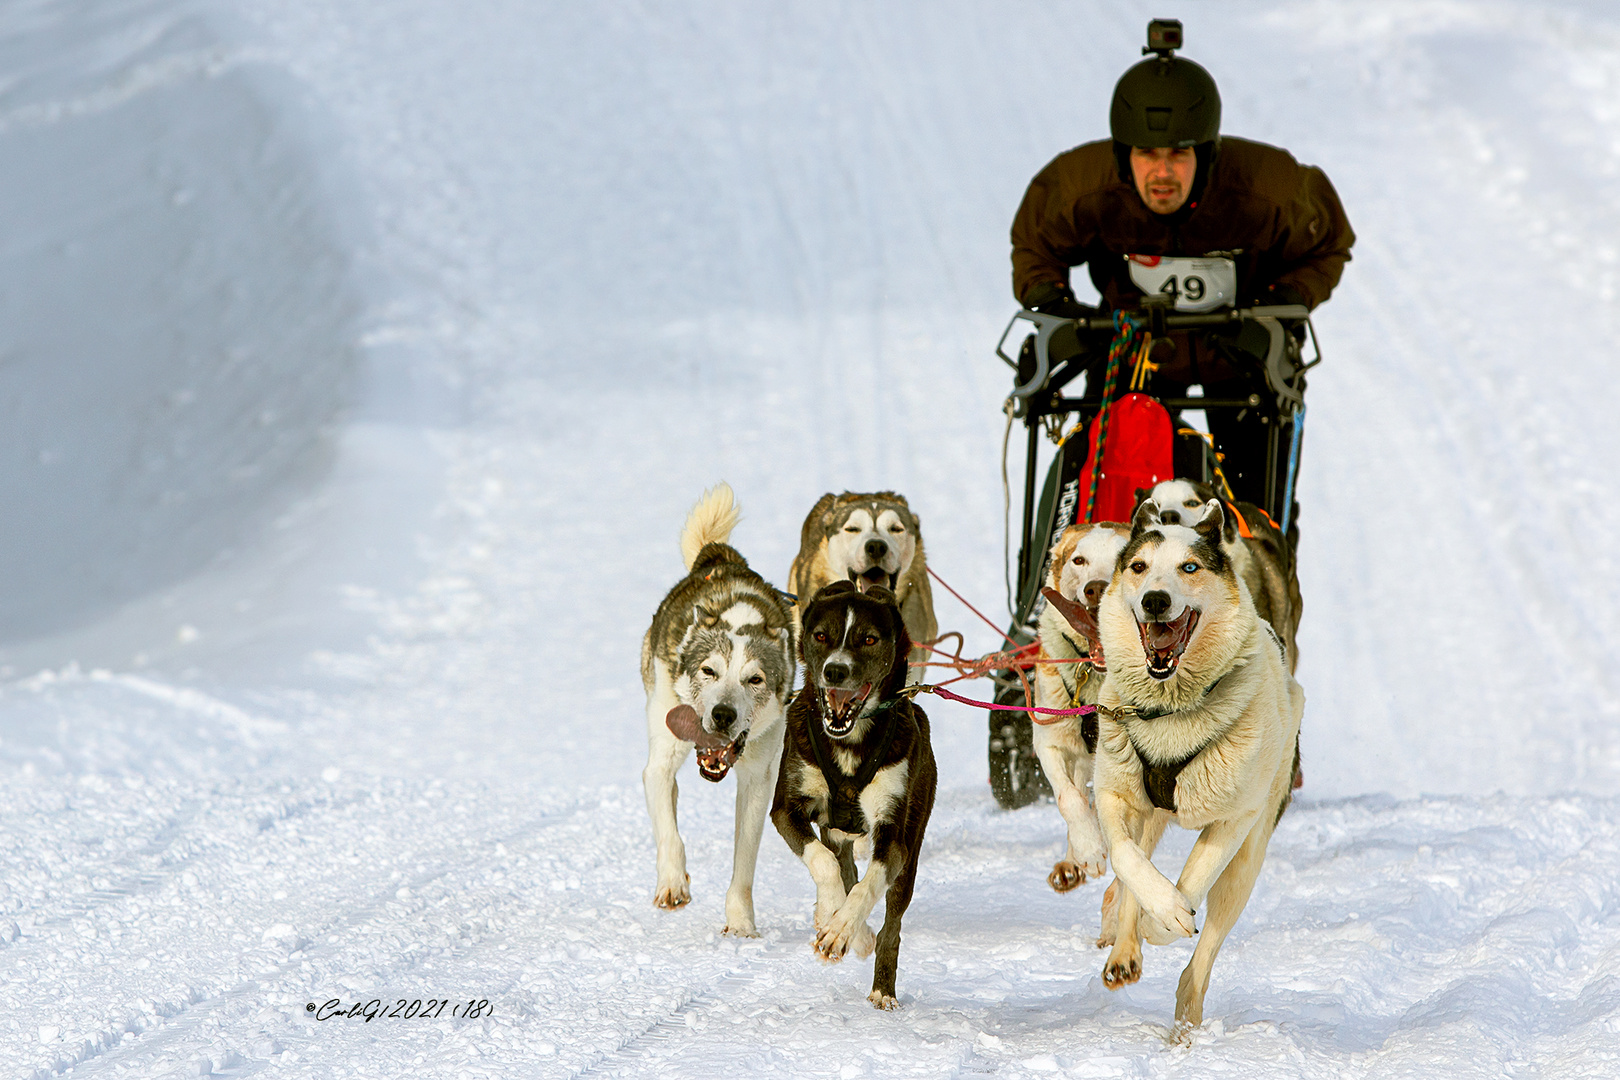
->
[[804, 696, 906, 835], [1052, 641, 1102, 753], [1100, 674, 1225, 813]]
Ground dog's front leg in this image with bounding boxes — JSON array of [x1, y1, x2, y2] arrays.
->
[[1142, 811, 1259, 947], [802, 840, 852, 939], [1034, 722, 1106, 891], [771, 787, 849, 940], [816, 828, 893, 963], [643, 726, 694, 910], [1097, 789, 1193, 942], [723, 723, 783, 937]]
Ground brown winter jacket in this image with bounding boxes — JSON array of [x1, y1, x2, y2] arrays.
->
[[1010, 137, 1354, 311]]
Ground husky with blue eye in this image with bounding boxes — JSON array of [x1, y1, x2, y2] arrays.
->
[[1091, 499, 1304, 1034], [641, 484, 795, 937]]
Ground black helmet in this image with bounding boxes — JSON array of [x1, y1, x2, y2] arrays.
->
[[1109, 21, 1221, 148]]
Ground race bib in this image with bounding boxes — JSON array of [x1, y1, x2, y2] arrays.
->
[[1125, 254, 1237, 312]]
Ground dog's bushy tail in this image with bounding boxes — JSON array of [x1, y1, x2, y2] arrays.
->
[[680, 482, 741, 571]]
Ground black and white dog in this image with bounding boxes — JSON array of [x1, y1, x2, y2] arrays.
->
[[771, 581, 937, 1010], [642, 484, 796, 936]]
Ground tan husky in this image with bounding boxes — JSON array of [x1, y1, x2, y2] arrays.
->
[[1030, 522, 1130, 893], [1092, 500, 1304, 1032]]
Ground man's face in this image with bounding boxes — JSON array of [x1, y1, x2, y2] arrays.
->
[[1130, 146, 1197, 215]]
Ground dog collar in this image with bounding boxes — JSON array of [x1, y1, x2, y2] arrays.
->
[[1099, 672, 1225, 723]]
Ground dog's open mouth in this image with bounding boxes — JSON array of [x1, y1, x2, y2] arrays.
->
[[1137, 608, 1200, 680], [847, 567, 896, 593], [665, 705, 747, 782], [1042, 587, 1107, 671], [822, 683, 873, 736]]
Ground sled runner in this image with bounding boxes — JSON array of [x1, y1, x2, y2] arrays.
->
[[985, 292, 1318, 809]]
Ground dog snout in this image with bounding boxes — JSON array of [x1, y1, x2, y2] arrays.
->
[[864, 539, 888, 563], [710, 703, 738, 731], [1141, 590, 1172, 619], [1158, 509, 1180, 524], [1083, 579, 1108, 607], [822, 661, 851, 685]]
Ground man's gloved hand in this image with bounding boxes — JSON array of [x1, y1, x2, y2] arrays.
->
[[1261, 283, 1309, 310], [1022, 281, 1097, 321], [1260, 283, 1311, 343]]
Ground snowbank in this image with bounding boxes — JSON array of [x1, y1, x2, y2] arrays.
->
[[0, 1, 359, 642]]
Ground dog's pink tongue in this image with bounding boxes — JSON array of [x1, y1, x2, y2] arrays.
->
[[666, 705, 727, 750], [1145, 622, 1181, 650]]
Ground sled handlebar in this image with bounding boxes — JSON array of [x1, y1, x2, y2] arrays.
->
[[997, 304, 1313, 411]]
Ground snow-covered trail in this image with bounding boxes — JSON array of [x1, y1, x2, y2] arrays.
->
[[1, 1, 1619, 1077], [2, 757, 1616, 1077]]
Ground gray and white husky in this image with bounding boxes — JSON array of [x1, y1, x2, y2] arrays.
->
[[641, 483, 796, 936]]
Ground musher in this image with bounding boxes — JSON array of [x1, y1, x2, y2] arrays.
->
[[1010, 20, 1354, 528]]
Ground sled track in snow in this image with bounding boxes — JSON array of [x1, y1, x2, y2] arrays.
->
[[565, 959, 766, 1080], [19, 794, 588, 1079]]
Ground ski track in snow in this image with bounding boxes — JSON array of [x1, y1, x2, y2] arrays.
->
[[1, 0, 1619, 1076]]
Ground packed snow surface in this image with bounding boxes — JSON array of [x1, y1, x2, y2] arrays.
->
[[1, 0, 1618, 1076]]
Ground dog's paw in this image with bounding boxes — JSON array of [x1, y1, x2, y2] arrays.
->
[[1050, 850, 1107, 893], [653, 874, 691, 910], [1102, 942, 1142, 989], [867, 990, 899, 1011], [1048, 860, 1085, 892], [1095, 879, 1120, 948], [814, 910, 873, 963], [722, 922, 759, 938], [1073, 843, 1107, 882], [1139, 891, 1196, 945]]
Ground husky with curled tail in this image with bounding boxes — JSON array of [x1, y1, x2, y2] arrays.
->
[[1092, 499, 1304, 1034], [641, 483, 796, 936]]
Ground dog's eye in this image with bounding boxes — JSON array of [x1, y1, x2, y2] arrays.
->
[[1181, 562, 1200, 574], [747, 674, 765, 685], [1184, 500, 1200, 509], [843, 525, 860, 533], [813, 631, 828, 644], [888, 524, 905, 533], [861, 634, 877, 647], [1130, 560, 1147, 574], [700, 666, 718, 678], [1071, 555, 1086, 565]]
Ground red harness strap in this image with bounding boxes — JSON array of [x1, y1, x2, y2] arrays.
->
[[912, 683, 1096, 724]]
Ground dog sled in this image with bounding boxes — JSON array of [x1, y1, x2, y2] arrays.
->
[[985, 289, 1319, 809]]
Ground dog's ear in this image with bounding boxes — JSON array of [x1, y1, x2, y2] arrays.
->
[[1133, 485, 1154, 510], [881, 602, 913, 697], [803, 492, 838, 544], [811, 580, 858, 604], [1130, 498, 1160, 536], [692, 603, 722, 628], [1192, 499, 1225, 541], [862, 583, 899, 607]]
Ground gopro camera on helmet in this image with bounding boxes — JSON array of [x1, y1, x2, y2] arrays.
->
[[1110, 19, 1221, 148], [1145, 18, 1183, 57]]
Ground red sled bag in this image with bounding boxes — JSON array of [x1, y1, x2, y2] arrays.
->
[[1076, 392, 1175, 524]]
